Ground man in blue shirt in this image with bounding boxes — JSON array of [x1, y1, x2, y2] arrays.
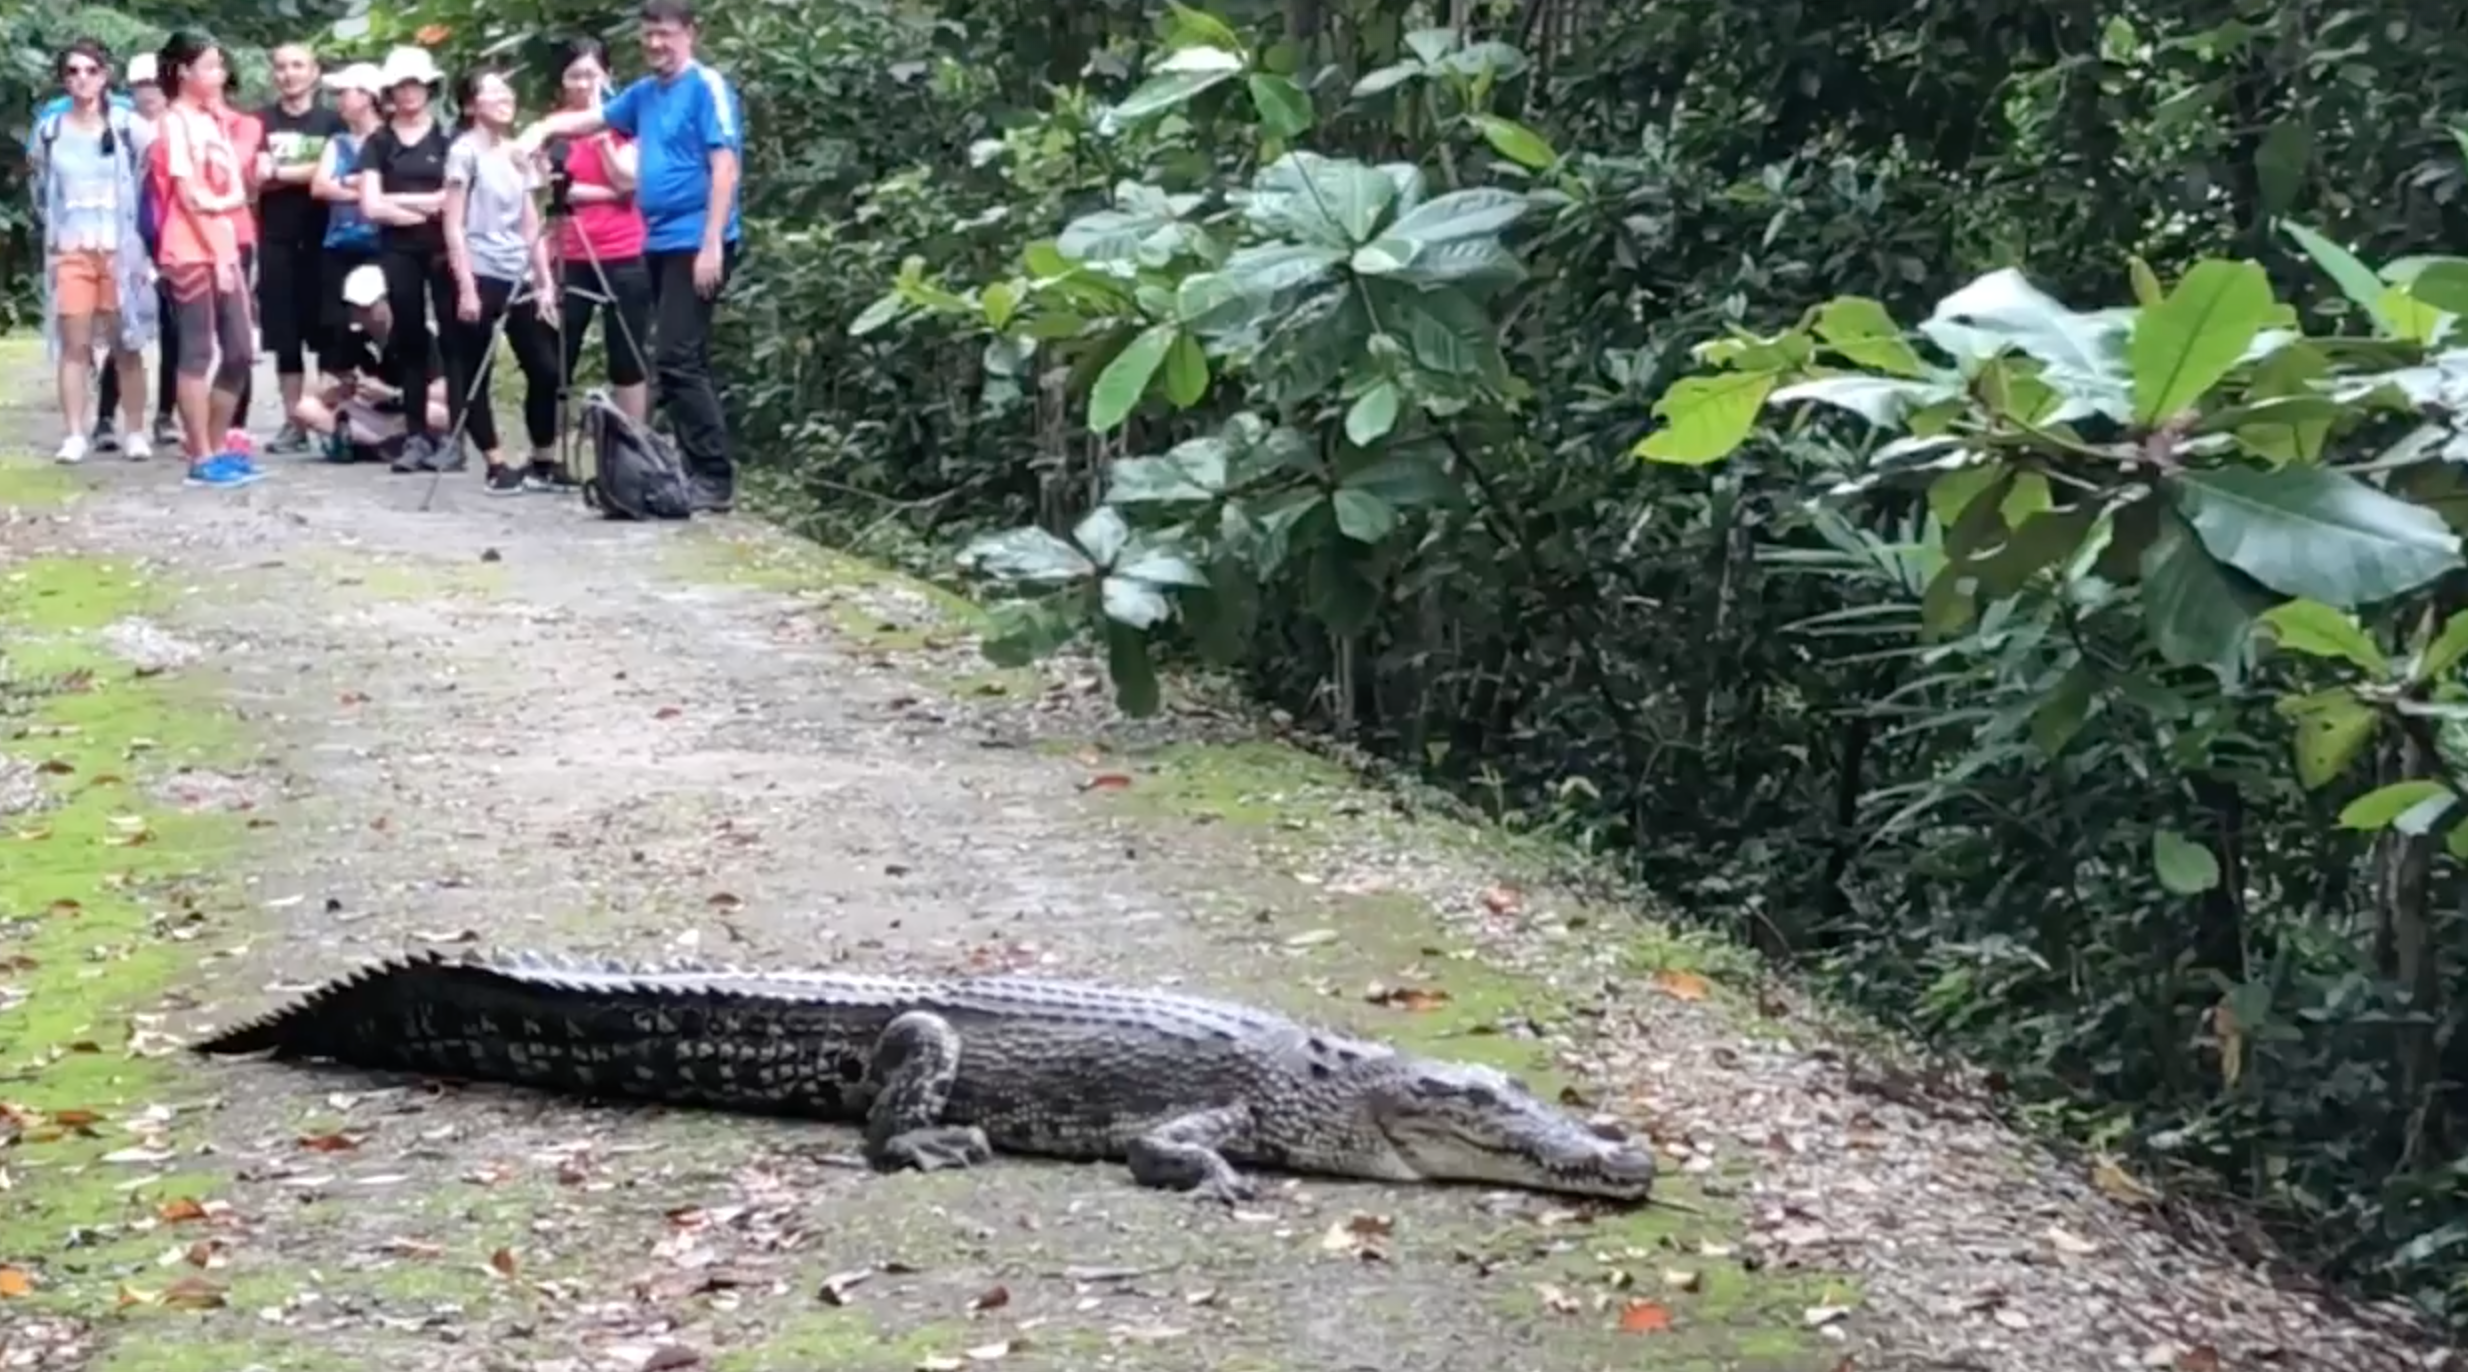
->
[[517, 0, 744, 513]]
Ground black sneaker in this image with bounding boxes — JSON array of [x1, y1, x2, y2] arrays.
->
[[388, 434, 433, 473], [520, 460, 565, 493], [689, 477, 734, 513], [423, 437, 468, 473], [484, 462, 526, 495], [92, 421, 120, 456]]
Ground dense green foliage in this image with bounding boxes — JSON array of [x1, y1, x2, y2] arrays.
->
[[12, 0, 2468, 1334]]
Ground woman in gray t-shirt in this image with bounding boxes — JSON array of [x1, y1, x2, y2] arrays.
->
[[443, 67, 564, 495]]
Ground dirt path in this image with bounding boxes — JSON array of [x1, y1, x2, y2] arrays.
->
[[0, 344, 2453, 1372]]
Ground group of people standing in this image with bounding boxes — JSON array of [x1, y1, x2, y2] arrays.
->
[[23, 0, 744, 511]]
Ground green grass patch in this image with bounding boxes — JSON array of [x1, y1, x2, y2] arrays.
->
[[0, 547, 257, 1311]]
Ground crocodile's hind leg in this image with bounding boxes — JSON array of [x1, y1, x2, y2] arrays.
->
[[859, 1011, 993, 1174], [1124, 1104, 1258, 1204]]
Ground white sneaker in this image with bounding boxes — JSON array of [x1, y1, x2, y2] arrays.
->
[[54, 434, 87, 465], [121, 430, 152, 462]]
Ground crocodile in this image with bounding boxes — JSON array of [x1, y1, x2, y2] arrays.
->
[[193, 948, 1659, 1204]]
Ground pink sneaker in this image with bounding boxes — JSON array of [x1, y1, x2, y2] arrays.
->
[[222, 428, 254, 456]]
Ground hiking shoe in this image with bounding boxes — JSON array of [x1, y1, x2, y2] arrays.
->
[[54, 434, 88, 465], [484, 462, 526, 495], [520, 459, 567, 493], [388, 435, 434, 473], [425, 437, 469, 473], [121, 430, 152, 462], [92, 421, 120, 455], [183, 454, 269, 489], [150, 413, 180, 447], [688, 477, 734, 513], [265, 422, 313, 456]]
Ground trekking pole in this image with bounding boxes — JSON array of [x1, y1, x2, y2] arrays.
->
[[417, 265, 532, 513]]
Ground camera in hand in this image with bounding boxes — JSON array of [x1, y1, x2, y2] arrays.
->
[[546, 140, 574, 217]]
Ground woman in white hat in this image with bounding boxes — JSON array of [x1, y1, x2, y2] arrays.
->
[[353, 45, 458, 474], [309, 61, 386, 381]]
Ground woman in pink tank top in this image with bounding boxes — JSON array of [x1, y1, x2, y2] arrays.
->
[[542, 37, 650, 431]]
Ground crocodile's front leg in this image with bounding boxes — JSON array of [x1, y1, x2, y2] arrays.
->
[[859, 1010, 994, 1173], [1124, 1104, 1258, 1204]]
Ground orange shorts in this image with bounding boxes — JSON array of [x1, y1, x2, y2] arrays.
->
[[50, 249, 120, 317]]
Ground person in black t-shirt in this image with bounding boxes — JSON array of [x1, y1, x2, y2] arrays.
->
[[254, 43, 346, 455], [354, 46, 458, 474]]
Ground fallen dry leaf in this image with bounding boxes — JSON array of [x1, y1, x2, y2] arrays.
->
[[0, 1266, 32, 1297], [156, 1197, 210, 1223], [2176, 1346, 2223, 1372], [1078, 773, 1133, 791], [1320, 1211, 1395, 1260], [297, 1131, 360, 1153], [49, 1108, 101, 1129], [1618, 1299, 1675, 1333], [916, 1358, 965, 1372], [1533, 1283, 1582, 1315], [1479, 884, 1523, 916], [1365, 983, 1450, 1012], [159, 1275, 225, 1309], [1652, 969, 1710, 1002], [968, 1283, 1010, 1312], [488, 1247, 519, 1279], [2044, 1224, 2098, 1257], [1661, 1268, 1703, 1293], [963, 1342, 1011, 1362]]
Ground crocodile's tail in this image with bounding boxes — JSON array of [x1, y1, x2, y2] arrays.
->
[[191, 949, 870, 1119]]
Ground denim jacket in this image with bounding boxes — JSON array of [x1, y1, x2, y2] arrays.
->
[[28, 103, 157, 357]]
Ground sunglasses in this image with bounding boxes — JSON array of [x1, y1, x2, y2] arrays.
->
[[63, 62, 102, 78]]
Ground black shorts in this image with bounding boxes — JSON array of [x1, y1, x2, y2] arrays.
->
[[254, 237, 323, 373]]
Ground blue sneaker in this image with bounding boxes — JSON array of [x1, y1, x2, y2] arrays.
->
[[183, 454, 269, 489]]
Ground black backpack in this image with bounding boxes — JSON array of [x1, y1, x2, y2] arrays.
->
[[578, 389, 694, 521]]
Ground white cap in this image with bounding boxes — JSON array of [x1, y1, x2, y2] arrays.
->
[[323, 62, 383, 95], [126, 53, 158, 86], [377, 46, 442, 89], [341, 264, 387, 308]]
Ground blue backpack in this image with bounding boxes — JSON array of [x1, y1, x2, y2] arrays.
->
[[31, 104, 145, 245]]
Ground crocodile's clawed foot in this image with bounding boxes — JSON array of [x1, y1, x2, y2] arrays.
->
[[875, 1124, 993, 1173], [1191, 1166, 1257, 1207]]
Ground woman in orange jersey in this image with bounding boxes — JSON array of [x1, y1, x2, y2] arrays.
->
[[150, 31, 263, 487]]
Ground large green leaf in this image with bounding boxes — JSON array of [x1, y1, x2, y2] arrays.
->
[[960, 527, 1096, 584], [1472, 114, 1557, 169], [2151, 829, 2221, 895], [1108, 435, 1229, 504], [1815, 297, 1928, 377], [2338, 779, 2454, 832], [2398, 259, 2468, 315], [1248, 153, 1398, 248], [1345, 381, 1400, 445], [1246, 73, 1313, 139], [2128, 259, 2274, 423], [1331, 488, 1398, 542], [2138, 512, 2264, 680], [1922, 269, 2131, 420], [2256, 598, 2388, 673], [1088, 324, 1178, 432], [2171, 465, 2464, 607], [1635, 371, 1780, 465], [2275, 686, 2379, 789], [1370, 284, 1509, 388], [1100, 46, 1245, 133], [2278, 220, 2392, 328]]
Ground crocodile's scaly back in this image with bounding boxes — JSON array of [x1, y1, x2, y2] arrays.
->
[[195, 948, 1659, 1202]]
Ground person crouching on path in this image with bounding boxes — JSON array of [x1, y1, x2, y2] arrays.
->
[[253, 42, 346, 456], [443, 65, 563, 496], [516, 0, 743, 514], [310, 61, 385, 384], [151, 31, 265, 488], [30, 39, 155, 466], [355, 46, 458, 475], [544, 36, 651, 436], [292, 263, 448, 463]]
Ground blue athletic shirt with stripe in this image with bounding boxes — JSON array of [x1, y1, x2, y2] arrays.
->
[[599, 60, 742, 255]]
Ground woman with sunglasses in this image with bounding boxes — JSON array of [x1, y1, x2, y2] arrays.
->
[[28, 39, 153, 465]]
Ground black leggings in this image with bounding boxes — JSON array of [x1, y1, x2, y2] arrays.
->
[[255, 235, 321, 377], [154, 278, 176, 420], [445, 275, 561, 457], [381, 247, 456, 441], [559, 255, 651, 389]]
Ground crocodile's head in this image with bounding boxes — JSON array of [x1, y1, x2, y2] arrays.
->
[[1364, 1057, 1658, 1202]]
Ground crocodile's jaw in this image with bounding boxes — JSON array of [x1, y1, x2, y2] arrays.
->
[[1358, 1058, 1659, 1202]]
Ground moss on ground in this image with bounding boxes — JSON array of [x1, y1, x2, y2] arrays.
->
[[0, 538, 257, 1311]]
